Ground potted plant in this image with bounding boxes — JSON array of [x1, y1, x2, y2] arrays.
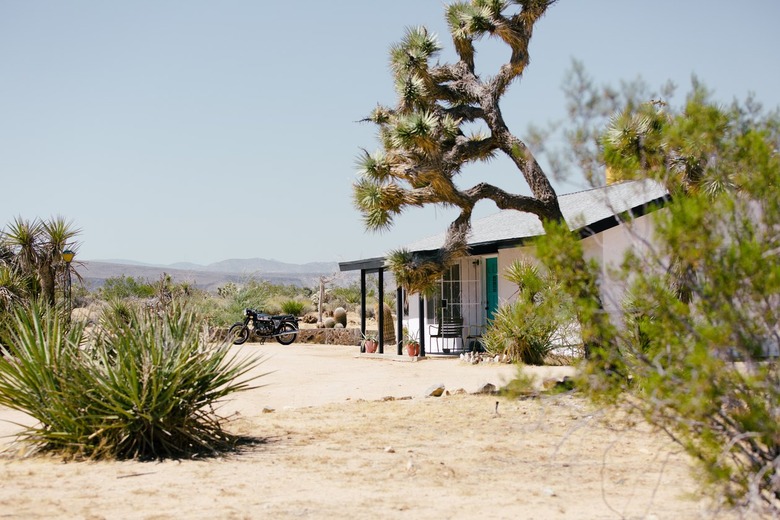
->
[[362, 332, 378, 353], [403, 328, 420, 357]]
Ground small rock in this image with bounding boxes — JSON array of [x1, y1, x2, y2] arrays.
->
[[425, 383, 446, 397], [261, 407, 275, 414], [473, 382, 497, 395], [384, 446, 395, 453]]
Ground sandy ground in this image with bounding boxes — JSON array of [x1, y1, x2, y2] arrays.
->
[[0, 343, 745, 519]]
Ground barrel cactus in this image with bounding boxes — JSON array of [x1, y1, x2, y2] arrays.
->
[[333, 307, 347, 327]]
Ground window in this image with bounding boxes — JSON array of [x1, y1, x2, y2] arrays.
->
[[426, 264, 462, 323]]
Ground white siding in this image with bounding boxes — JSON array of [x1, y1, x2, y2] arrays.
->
[[595, 214, 657, 319], [496, 246, 537, 304]]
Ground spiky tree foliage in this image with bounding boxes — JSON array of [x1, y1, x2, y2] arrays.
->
[[0, 216, 80, 307], [354, 0, 563, 293], [0, 265, 26, 312]]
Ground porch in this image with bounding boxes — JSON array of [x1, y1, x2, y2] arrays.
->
[[338, 254, 500, 357]]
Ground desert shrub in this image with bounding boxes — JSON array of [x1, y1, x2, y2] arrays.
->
[[281, 300, 306, 316], [568, 186, 780, 510], [500, 366, 539, 398], [330, 284, 361, 308], [356, 304, 376, 320], [180, 290, 221, 324], [0, 303, 262, 460], [211, 279, 272, 325], [533, 90, 780, 512], [217, 282, 237, 298], [100, 298, 139, 333], [99, 275, 157, 300], [482, 261, 575, 365], [260, 298, 283, 315]]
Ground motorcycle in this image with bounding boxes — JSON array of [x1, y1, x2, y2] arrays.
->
[[228, 308, 299, 345]]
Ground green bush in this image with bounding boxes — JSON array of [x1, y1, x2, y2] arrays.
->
[[534, 87, 780, 512], [281, 300, 306, 316], [330, 283, 361, 308], [0, 303, 263, 460], [482, 261, 575, 365], [99, 276, 156, 300]]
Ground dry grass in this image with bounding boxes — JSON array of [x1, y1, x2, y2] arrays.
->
[[0, 393, 740, 519]]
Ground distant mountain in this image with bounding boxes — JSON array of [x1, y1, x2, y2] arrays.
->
[[79, 258, 351, 292], [168, 262, 204, 271], [95, 258, 339, 274], [203, 258, 337, 274]]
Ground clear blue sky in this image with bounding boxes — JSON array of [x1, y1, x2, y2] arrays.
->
[[2, 1, 778, 266]]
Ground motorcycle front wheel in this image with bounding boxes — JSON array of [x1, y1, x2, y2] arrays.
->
[[276, 322, 298, 345], [228, 323, 250, 345]]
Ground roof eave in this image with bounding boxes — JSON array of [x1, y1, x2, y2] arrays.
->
[[338, 256, 386, 272]]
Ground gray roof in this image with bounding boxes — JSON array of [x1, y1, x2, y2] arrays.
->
[[404, 179, 668, 252]]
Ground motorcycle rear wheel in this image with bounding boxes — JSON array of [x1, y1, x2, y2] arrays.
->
[[276, 322, 298, 345], [228, 323, 250, 345]]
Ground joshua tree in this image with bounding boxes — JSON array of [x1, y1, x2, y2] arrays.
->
[[0, 216, 80, 307], [353, 0, 563, 295]]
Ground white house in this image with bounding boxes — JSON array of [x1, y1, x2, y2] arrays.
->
[[339, 179, 669, 356]]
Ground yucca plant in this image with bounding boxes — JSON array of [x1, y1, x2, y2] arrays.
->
[[280, 299, 306, 316], [0, 302, 264, 460], [482, 260, 576, 365]]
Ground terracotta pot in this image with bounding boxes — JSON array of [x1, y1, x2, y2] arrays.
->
[[406, 342, 420, 357], [364, 340, 378, 353]]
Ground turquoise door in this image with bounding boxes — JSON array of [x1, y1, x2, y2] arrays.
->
[[485, 257, 498, 322]]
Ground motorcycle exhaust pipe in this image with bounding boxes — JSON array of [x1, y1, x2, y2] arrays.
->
[[270, 330, 299, 338]]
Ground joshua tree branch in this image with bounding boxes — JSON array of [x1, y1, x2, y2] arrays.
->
[[444, 105, 485, 122], [446, 136, 497, 164], [465, 183, 557, 221], [492, 1, 556, 96]]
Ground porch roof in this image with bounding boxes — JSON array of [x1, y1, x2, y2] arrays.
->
[[338, 256, 385, 272]]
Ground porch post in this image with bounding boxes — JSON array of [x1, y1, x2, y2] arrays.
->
[[396, 286, 403, 355], [360, 270, 367, 353], [377, 268, 384, 354], [418, 295, 425, 357]]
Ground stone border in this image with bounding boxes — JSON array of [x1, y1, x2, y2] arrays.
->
[[297, 328, 362, 345]]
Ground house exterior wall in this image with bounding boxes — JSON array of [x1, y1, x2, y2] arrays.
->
[[594, 214, 657, 318], [400, 212, 659, 354], [496, 246, 535, 303]]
